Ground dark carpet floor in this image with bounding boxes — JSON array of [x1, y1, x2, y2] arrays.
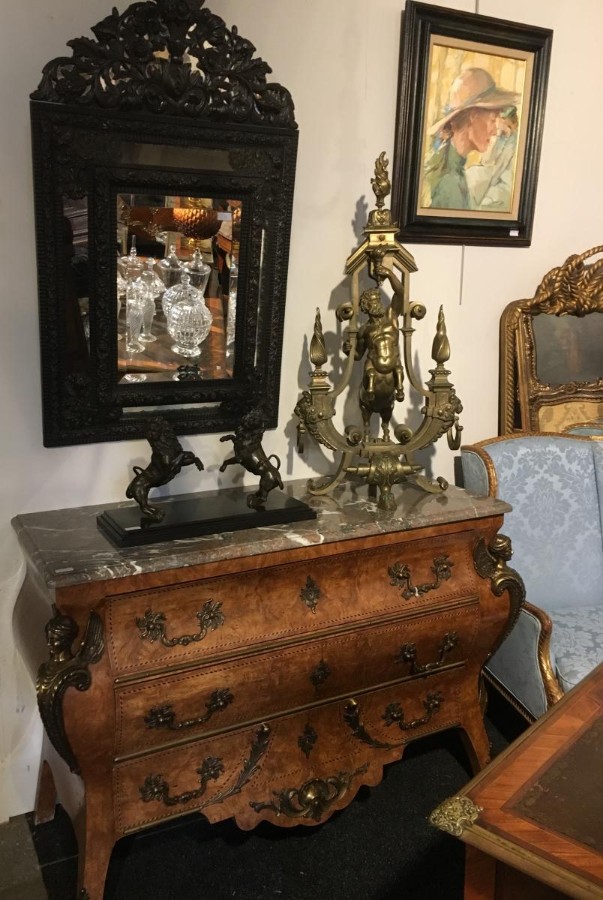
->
[[28, 689, 526, 900]]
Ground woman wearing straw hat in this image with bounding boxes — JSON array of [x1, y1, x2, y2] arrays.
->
[[423, 67, 519, 210]]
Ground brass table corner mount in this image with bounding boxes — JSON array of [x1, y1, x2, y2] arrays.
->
[[429, 795, 483, 837], [36, 610, 105, 774], [294, 153, 462, 511]]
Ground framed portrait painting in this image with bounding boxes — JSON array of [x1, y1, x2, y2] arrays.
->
[[392, 2, 553, 246]]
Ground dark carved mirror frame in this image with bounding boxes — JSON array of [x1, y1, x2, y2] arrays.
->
[[31, 0, 298, 446]]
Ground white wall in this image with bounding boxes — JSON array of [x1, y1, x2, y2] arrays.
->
[[0, 0, 601, 820]]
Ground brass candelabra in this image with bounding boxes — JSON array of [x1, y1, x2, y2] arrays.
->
[[294, 153, 463, 511]]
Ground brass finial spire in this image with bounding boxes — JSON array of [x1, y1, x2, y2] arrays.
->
[[371, 152, 391, 209], [368, 152, 393, 228]]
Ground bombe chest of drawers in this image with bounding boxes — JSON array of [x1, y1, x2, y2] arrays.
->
[[12, 480, 522, 900]]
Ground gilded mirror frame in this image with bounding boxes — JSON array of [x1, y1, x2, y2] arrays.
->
[[499, 246, 603, 434], [30, 0, 298, 446]]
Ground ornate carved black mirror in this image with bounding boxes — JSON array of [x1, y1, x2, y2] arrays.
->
[[31, 0, 298, 446]]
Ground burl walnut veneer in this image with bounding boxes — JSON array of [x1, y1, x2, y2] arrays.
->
[[12, 479, 522, 900]]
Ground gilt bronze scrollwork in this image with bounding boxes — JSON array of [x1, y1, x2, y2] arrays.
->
[[136, 600, 224, 647], [249, 763, 369, 822], [344, 692, 443, 750], [388, 555, 454, 600], [473, 533, 525, 658], [429, 796, 483, 836], [144, 688, 234, 731], [295, 153, 462, 510], [36, 610, 105, 774]]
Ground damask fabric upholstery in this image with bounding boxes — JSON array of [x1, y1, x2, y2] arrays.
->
[[551, 606, 603, 692], [470, 436, 603, 612], [462, 434, 603, 717]]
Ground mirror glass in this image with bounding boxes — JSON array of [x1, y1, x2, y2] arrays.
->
[[116, 194, 241, 384], [533, 312, 603, 385]]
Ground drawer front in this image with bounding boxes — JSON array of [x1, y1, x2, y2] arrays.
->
[[114, 601, 479, 757], [114, 670, 465, 835], [107, 531, 479, 676]]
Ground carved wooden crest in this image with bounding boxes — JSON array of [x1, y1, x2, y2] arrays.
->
[[32, 0, 296, 127]]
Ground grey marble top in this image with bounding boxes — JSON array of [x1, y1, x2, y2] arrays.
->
[[12, 479, 508, 590]]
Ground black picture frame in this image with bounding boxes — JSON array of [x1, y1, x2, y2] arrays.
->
[[392, 2, 552, 246]]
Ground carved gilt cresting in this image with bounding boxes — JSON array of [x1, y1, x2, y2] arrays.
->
[[295, 153, 463, 510]]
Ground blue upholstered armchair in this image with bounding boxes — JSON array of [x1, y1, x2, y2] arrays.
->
[[461, 433, 603, 719]]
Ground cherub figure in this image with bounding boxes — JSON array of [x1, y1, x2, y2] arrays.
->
[[352, 264, 406, 440], [126, 417, 204, 522], [219, 408, 283, 510]]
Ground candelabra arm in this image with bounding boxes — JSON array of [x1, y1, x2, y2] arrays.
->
[[307, 451, 356, 495], [403, 325, 429, 396]]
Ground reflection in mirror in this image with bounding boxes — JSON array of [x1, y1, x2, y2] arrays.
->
[[116, 195, 241, 384], [533, 313, 603, 386]]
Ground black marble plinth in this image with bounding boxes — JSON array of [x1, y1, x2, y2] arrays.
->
[[97, 490, 317, 548]]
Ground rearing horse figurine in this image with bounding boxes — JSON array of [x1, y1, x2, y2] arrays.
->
[[126, 418, 204, 522], [219, 408, 283, 509]]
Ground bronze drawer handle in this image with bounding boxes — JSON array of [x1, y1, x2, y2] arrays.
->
[[300, 575, 321, 613], [144, 688, 234, 731], [344, 692, 443, 750], [249, 762, 369, 822], [395, 632, 459, 674], [140, 756, 224, 807], [136, 599, 224, 647], [139, 723, 270, 809], [388, 555, 453, 600]]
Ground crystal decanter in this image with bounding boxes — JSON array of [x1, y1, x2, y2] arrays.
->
[[156, 247, 183, 290], [135, 259, 163, 343], [166, 273, 213, 358], [183, 248, 211, 293], [118, 236, 144, 281]]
